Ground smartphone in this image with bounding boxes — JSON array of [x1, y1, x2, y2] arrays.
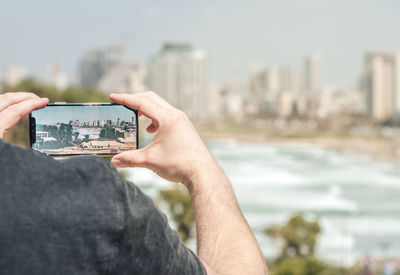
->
[[29, 103, 138, 157]]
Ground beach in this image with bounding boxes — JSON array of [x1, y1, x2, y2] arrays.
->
[[196, 124, 400, 163]]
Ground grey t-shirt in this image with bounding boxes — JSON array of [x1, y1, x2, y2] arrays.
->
[[0, 140, 206, 275]]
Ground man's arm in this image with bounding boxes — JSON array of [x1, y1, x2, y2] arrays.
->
[[110, 92, 268, 275], [185, 157, 267, 275]]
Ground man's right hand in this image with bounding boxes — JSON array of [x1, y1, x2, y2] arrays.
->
[[111, 92, 268, 275], [110, 92, 216, 186]]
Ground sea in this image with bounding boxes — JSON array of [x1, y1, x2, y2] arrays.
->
[[124, 139, 400, 266]]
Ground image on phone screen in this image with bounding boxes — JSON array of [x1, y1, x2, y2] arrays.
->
[[30, 104, 138, 156]]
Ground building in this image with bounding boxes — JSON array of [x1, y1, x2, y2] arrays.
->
[[3, 63, 28, 87], [44, 63, 68, 90], [323, 87, 365, 118], [97, 58, 146, 94], [247, 66, 279, 114], [221, 81, 244, 122], [304, 53, 322, 93], [280, 66, 300, 95], [364, 51, 400, 122], [279, 66, 301, 117], [277, 91, 293, 118], [147, 42, 211, 120], [79, 45, 123, 88]]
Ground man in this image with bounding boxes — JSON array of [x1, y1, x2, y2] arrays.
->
[[0, 91, 268, 275]]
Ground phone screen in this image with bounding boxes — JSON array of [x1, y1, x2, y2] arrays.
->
[[30, 104, 138, 156]]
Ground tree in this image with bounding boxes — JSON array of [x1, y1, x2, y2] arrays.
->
[[159, 186, 194, 243], [83, 134, 90, 143], [265, 214, 321, 259]]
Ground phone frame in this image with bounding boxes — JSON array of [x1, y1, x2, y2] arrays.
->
[[29, 103, 139, 157]]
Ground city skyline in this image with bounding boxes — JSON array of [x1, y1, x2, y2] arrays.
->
[[0, 1, 399, 86], [32, 105, 136, 125]]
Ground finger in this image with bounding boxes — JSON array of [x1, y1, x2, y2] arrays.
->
[[111, 148, 148, 168], [0, 98, 48, 132], [0, 92, 40, 112], [110, 93, 167, 121], [141, 91, 175, 110]]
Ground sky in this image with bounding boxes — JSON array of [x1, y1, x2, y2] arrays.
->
[[0, 0, 399, 86], [32, 105, 136, 125]]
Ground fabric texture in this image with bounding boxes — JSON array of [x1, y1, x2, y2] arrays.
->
[[0, 140, 206, 275]]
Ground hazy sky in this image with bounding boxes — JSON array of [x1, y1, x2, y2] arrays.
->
[[32, 105, 136, 125], [0, 0, 399, 86]]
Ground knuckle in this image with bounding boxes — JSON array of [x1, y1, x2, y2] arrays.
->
[[178, 110, 188, 120], [166, 109, 187, 125], [144, 91, 157, 97], [122, 156, 135, 167]]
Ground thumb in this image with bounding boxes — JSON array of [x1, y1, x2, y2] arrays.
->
[[111, 148, 148, 168]]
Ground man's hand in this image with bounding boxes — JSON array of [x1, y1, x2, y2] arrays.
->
[[0, 92, 49, 139], [110, 92, 215, 185], [110, 91, 268, 275]]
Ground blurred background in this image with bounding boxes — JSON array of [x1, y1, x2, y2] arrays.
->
[[1, 0, 400, 274]]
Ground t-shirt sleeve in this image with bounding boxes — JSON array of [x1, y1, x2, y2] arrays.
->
[[112, 172, 207, 275]]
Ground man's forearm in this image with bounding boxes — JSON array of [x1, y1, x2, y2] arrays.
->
[[186, 156, 268, 275]]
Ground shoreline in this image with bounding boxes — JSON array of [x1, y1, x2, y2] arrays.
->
[[199, 131, 400, 163]]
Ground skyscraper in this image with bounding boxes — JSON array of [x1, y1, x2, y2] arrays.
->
[[97, 58, 146, 94], [304, 54, 322, 93], [79, 45, 123, 88], [247, 66, 279, 113], [44, 62, 68, 90], [364, 51, 400, 122], [280, 67, 300, 94], [147, 42, 211, 120]]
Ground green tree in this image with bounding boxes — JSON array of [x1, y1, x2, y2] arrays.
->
[[272, 256, 325, 275], [266, 214, 321, 259], [265, 215, 348, 275], [83, 134, 90, 143], [159, 186, 194, 243]]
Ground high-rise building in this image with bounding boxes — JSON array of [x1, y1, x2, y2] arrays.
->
[[220, 81, 244, 122], [79, 45, 123, 88], [97, 58, 146, 94], [247, 66, 279, 114], [277, 91, 293, 118], [364, 51, 400, 122], [280, 67, 300, 94], [304, 53, 322, 93], [147, 42, 211, 120], [44, 63, 68, 90], [3, 63, 28, 87]]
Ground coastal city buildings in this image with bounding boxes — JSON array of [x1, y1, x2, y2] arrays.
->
[[220, 81, 245, 122], [97, 58, 146, 94], [43, 63, 69, 90], [147, 42, 213, 120], [303, 53, 322, 94], [247, 66, 279, 114], [5, 42, 398, 125], [79, 45, 124, 88], [363, 51, 400, 122]]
